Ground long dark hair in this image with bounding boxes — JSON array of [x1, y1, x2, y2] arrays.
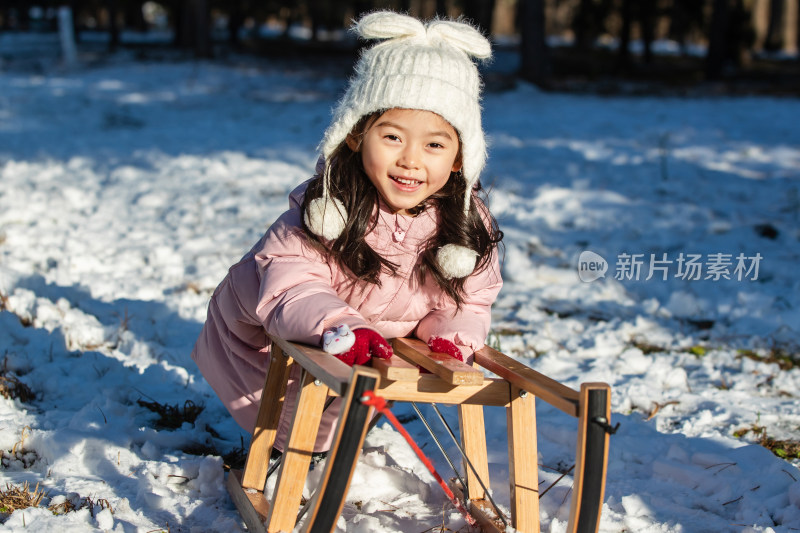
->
[[301, 113, 503, 308]]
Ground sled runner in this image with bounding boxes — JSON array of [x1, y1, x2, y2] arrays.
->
[[227, 335, 612, 533]]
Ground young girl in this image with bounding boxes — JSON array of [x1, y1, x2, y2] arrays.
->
[[191, 10, 503, 453]]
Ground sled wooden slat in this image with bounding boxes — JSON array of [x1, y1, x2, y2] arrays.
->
[[507, 384, 539, 532], [228, 336, 611, 533], [270, 335, 351, 396], [371, 354, 420, 381], [241, 344, 293, 490], [227, 469, 270, 533], [376, 374, 510, 406], [265, 369, 330, 533], [459, 402, 492, 500], [393, 337, 484, 385], [475, 345, 580, 417], [450, 482, 504, 533]]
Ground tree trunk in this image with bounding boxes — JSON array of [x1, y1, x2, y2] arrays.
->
[[435, 0, 448, 18], [640, 0, 655, 64], [667, 0, 686, 46], [309, 0, 324, 41], [519, 0, 548, 87], [174, 0, 210, 57], [228, 0, 244, 47], [764, 0, 784, 52], [574, 0, 593, 50], [106, 0, 119, 52], [125, 1, 147, 33], [463, 0, 495, 34], [706, 0, 730, 79], [618, 0, 632, 71], [6, 0, 31, 29], [353, 1, 372, 20], [729, 0, 755, 67], [193, 0, 211, 57], [174, 0, 188, 48], [58, 6, 79, 67], [69, 0, 84, 43], [669, 0, 706, 55]]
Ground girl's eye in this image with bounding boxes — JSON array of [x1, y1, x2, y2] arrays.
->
[[384, 134, 400, 142], [428, 142, 444, 149]]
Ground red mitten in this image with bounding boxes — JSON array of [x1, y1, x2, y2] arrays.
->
[[427, 336, 464, 362], [322, 325, 393, 367]]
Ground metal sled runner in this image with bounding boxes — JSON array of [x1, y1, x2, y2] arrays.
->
[[227, 335, 612, 533]]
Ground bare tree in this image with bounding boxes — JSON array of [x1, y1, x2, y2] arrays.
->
[[707, 0, 755, 79], [668, 0, 705, 55], [462, 0, 495, 34], [618, 0, 632, 70], [4, 0, 32, 29], [706, 0, 731, 79], [618, 0, 656, 71], [227, 0, 246, 48], [764, 0, 784, 52], [107, 0, 119, 51], [518, 0, 548, 87], [436, 0, 447, 18], [573, 0, 610, 51], [639, 0, 655, 65], [69, 0, 86, 43], [573, 0, 593, 50], [125, 0, 147, 32], [174, 0, 211, 57]]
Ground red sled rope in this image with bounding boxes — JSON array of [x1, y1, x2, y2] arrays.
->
[[360, 390, 477, 527]]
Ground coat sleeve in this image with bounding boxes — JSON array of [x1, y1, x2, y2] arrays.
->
[[252, 208, 369, 346], [414, 246, 503, 356]]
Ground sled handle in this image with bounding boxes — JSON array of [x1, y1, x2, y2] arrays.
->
[[474, 345, 580, 417]]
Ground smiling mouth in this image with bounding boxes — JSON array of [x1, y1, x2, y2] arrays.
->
[[390, 175, 422, 186]]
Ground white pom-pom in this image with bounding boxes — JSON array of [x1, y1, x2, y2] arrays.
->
[[304, 196, 347, 241], [437, 244, 478, 279]]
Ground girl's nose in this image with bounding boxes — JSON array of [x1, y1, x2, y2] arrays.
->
[[398, 145, 420, 169]]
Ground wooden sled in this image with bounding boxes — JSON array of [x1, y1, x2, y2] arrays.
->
[[227, 335, 612, 533]]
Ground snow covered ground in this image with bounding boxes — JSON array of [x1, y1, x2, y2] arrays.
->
[[0, 39, 799, 532]]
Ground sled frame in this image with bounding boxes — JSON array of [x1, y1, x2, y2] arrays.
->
[[227, 335, 611, 533]]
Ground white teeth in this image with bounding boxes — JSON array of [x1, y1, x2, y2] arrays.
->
[[392, 176, 420, 186]]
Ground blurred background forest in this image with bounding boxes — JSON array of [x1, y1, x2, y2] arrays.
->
[[1, 0, 799, 94]]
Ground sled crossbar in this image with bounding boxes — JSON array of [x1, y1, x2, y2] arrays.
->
[[227, 334, 611, 533]]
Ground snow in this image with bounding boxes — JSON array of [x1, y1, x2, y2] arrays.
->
[[1, 38, 799, 532]]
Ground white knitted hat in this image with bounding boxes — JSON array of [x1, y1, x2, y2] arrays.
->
[[305, 11, 492, 278]]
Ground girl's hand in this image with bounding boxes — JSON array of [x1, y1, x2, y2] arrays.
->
[[322, 325, 393, 366], [427, 336, 464, 362]]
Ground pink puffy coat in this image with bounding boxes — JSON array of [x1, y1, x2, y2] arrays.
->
[[191, 181, 502, 452]]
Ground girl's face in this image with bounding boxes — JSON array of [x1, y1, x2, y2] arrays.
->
[[349, 108, 461, 216]]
